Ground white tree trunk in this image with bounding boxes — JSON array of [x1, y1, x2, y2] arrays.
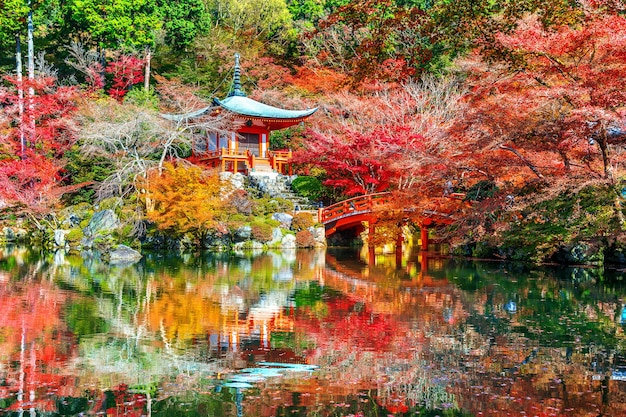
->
[[144, 49, 151, 92], [27, 4, 35, 144], [15, 34, 25, 156]]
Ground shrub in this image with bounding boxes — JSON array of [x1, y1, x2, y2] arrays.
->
[[291, 212, 314, 232], [296, 230, 316, 247], [227, 190, 253, 215], [252, 197, 293, 216], [251, 221, 274, 242], [292, 176, 324, 201]]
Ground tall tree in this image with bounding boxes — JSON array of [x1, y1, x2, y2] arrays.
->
[[305, 0, 429, 84], [456, 9, 626, 185], [142, 162, 228, 244], [0, 75, 81, 218], [60, 0, 162, 50]]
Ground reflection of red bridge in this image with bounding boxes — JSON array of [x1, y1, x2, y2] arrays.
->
[[319, 192, 464, 249]]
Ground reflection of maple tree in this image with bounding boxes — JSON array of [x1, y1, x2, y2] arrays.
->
[[0, 282, 76, 411]]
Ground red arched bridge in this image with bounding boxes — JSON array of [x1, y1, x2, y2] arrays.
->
[[318, 192, 465, 249]]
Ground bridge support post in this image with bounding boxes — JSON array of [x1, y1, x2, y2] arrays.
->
[[368, 223, 376, 264], [421, 226, 429, 251], [420, 219, 433, 251], [396, 233, 403, 267]]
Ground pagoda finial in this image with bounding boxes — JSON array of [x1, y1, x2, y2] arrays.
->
[[229, 53, 246, 97]]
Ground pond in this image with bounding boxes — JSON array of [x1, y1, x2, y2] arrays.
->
[[0, 245, 626, 416]]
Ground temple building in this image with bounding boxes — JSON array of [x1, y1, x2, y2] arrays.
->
[[163, 54, 317, 175]]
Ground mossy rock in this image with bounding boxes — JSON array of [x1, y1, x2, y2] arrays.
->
[[66, 228, 84, 245], [97, 197, 124, 212]]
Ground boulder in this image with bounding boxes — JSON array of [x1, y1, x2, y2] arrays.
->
[[84, 210, 120, 237], [552, 241, 604, 266], [54, 229, 68, 247], [280, 234, 297, 249], [309, 226, 327, 247], [234, 225, 252, 242], [107, 244, 142, 264], [272, 212, 293, 228], [2, 227, 15, 241]]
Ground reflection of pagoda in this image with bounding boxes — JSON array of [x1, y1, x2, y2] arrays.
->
[[165, 54, 317, 175]]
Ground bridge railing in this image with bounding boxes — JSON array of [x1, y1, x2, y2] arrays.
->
[[320, 192, 391, 224]]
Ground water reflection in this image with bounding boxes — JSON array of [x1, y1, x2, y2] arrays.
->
[[0, 245, 625, 416]]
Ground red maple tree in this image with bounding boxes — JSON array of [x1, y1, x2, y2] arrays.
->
[[106, 54, 145, 101], [0, 75, 81, 214], [455, 6, 626, 186]]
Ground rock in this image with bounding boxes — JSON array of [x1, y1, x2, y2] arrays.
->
[[2, 227, 15, 241], [220, 172, 245, 190], [203, 231, 231, 249], [267, 227, 284, 247], [552, 241, 604, 266], [234, 225, 252, 242], [281, 234, 296, 249], [54, 229, 68, 247], [84, 210, 120, 237], [309, 226, 327, 247], [272, 213, 293, 228], [107, 244, 142, 264]]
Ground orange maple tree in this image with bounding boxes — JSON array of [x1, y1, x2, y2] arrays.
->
[[142, 163, 228, 242]]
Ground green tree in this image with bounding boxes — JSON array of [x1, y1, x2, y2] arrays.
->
[[157, 0, 209, 50], [0, 0, 29, 50], [60, 0, 162, 50]]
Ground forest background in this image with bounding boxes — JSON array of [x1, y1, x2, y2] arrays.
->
[[1, 0, 626, 266]]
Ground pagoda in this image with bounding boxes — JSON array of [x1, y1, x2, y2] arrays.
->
[[165, 54, 317, 175]]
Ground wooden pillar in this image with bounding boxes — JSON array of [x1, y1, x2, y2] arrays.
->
[[420, 252, 428, 275], [368, 222, 376, 265], [396, 232, 403, 268], [421, 225, 429, 251]]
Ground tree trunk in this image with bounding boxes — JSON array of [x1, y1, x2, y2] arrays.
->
[[27, 4, 35, 145], [15, 33, 25, 156], [498, 144, 544, 179], [144, 49, 151, 92]]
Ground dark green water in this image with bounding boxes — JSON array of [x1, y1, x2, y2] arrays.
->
[[1, 245, 626, 416]]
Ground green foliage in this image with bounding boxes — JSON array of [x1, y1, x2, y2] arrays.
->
[[65, 299, 109, 338], [157, 0, 210, 49], [252, 197, 294, 216], [66, 228, 84, 244], [270, 124, 304, 150], [291, 175, 325, 201], [287, 0, 326, 23], [124, 87, 159, 109], [496, 184, 624, 263], [464, 180, 498, 202], [98, 197, 124, 212], [62, 146, 115, 205], [0, 0, 29, 49], [62, 0, 162, 49]]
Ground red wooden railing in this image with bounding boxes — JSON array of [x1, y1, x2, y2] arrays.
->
[[319, 192, 467, 225], [268, 150, 292, 175], [319, 193, 391, 224]]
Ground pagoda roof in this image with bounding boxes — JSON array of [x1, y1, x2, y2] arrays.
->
[[213, 95, 317, 121], [161, 53, 316, 125]]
